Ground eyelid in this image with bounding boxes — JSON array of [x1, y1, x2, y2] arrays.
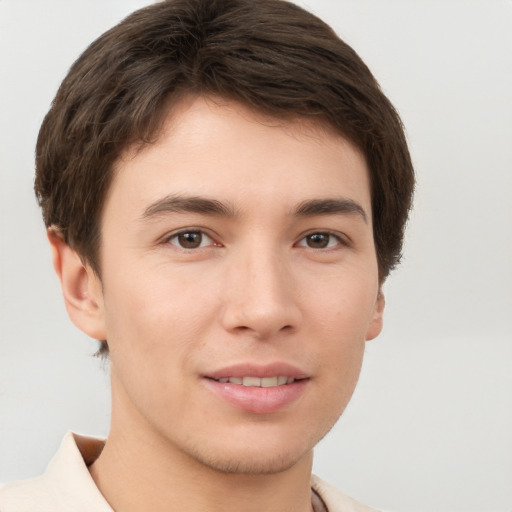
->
[[295, 230, 350, 248], [162, 227, 221, 248]]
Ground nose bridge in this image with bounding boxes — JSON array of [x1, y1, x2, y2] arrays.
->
[[221, 236, 300, 337]]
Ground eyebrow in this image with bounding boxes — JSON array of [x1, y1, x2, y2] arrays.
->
[[141, 194, 237, 219], [141, 194, 367, 224], [294, 198, 368, 223]]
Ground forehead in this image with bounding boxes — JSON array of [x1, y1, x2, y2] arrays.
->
[[107, 95, 371, 219]]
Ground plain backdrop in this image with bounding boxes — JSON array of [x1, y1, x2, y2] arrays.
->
[[0, 1, 511, 511]]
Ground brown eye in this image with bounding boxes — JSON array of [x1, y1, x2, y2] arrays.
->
[[178, 232, 202, 248], [169, 230, 212, 249], [306, 233, 330, 248], [297, 232, 342, 249]]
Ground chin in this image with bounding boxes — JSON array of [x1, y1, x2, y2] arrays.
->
[[181, 424, 327, 476], [193, 446, 311, 475]]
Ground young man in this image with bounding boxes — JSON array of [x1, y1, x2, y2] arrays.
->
[[0, 0, 414, 510]]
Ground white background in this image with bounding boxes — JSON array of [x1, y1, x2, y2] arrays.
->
[[0, 1, 511, 511]]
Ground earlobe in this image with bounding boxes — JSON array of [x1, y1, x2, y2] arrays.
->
[[365, 291, 385, 341], [47, 228, 107, 340]]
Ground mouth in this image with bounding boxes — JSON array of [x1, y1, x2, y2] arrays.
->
[[209, 376, 299, 387], [203, 364, 310, 414]]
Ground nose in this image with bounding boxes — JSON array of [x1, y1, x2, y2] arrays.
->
[[220, 245, 302, 339]]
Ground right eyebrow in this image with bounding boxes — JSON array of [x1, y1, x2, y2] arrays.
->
[[140, 194, 237, 220]]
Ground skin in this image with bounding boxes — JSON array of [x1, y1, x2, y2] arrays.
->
[[49, 96, 384, 512]]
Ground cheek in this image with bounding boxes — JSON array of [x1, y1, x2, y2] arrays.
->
[[101, 265, 220, 363], [318, 310, 366, 390], [309, 277, 378, 341], [316, 312, 367, 424], [305, 275, 377, 393]]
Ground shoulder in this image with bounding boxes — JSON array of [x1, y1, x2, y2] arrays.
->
[[0, 475, 55, 512], [0, 433, 111, 512], [311, 475, 381, 512]]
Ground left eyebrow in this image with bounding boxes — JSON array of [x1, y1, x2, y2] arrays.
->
[[293, 198, 368, 224]]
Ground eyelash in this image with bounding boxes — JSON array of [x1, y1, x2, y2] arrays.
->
[[163, 229, 347, 251], [165, 229, 219, 250], [296, 231, 347, 250]]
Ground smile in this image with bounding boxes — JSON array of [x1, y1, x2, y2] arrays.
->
[[213, 376, 296, 387], [205, 373, 309, 413]]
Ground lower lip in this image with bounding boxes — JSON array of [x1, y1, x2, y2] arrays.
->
[[203, 378, 309, 414]]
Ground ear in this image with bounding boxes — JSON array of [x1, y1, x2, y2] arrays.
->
[[47, 228, 107, 340], [365, 290, 385, 341]]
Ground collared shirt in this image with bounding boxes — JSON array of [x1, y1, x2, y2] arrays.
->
[[0, 433, 379, 512]]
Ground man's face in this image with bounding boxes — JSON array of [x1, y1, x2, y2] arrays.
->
[[89, 96, 383, 474]]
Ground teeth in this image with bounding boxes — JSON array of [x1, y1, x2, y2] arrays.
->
[[261, 377, 278, 387], [217, 376, 295, 387], [242, 376, 261, 387]]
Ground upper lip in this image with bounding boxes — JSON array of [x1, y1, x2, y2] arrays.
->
[[205, 362, 310, 380]]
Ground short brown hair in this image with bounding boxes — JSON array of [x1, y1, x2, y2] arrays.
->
[[35, 0, 414, 310]]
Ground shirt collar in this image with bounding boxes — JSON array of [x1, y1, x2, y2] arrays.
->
[[39, 432, 113, 511], [2, 432, 375, 512]]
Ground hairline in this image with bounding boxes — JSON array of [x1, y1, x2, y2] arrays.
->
[[88, 93, 372, 279]]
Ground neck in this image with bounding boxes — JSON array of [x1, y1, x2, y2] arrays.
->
[[89, 388, 315, 512]]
